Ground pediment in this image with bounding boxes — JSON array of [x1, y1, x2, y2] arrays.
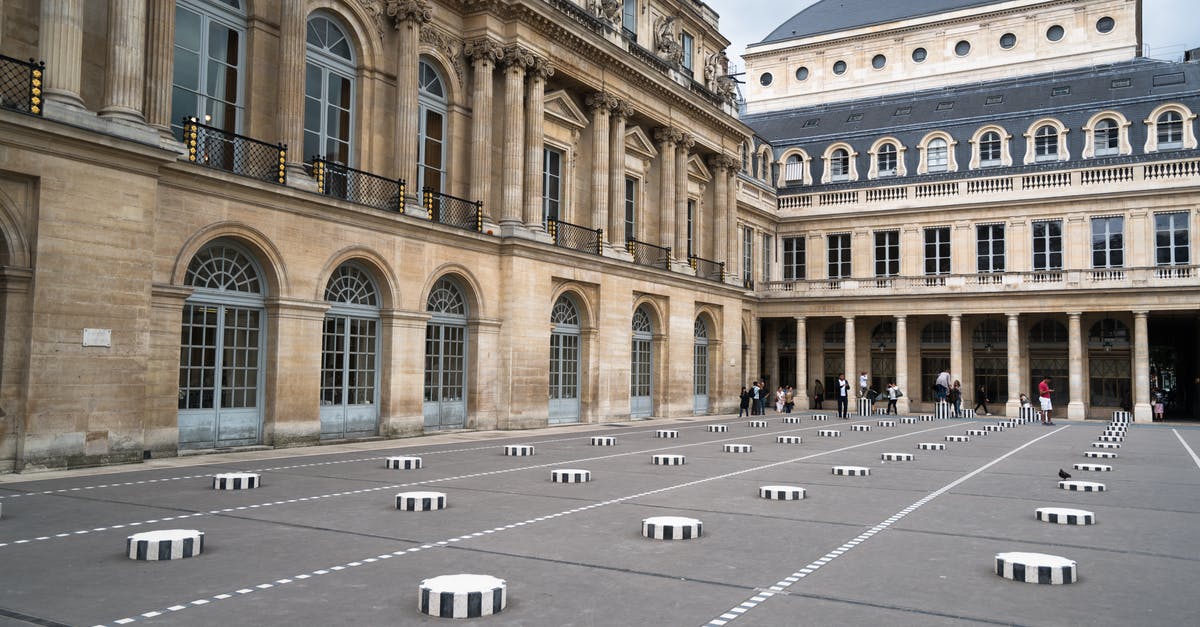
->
[[544, 90, 588, 129], [625, 126, 658, 159], [687, 154, 712, 181]]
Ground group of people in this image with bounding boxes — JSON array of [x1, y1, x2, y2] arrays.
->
[[738, 381, 798, 416]]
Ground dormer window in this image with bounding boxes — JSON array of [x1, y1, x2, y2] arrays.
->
[[877, 143, 898, 177], [784, 154, 804, 183], [830, 149, 850, 182], [927, 138, 948, 173], [1034, 125, 1059, 162], [1158, 111, 1184, 149], [1094, 118, 1120, 156], [980, 131, 1002, 167]]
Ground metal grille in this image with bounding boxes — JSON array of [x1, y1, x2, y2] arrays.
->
[[183, 117, 286, 184], [312, 158, 404, 212], [689, 255, 725, 282], [549, 219, 602, 255], [423, 188, 483, 232], [0, 54, 43, 115], [627, 239, 671, 270]]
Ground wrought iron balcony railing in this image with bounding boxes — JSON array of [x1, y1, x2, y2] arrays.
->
[[423, 188, 483, 233], [626, 239, 671, 270], [548, 219, 602, 255], [0, 54, 43, 116], [689, 255, 726, 282], [311, 158, 404, 213], [182, 117, 285, 184]]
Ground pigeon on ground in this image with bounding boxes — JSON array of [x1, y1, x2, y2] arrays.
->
[[1058, 469, 1071, 480]]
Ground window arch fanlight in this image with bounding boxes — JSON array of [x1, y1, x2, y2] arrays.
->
[[970, 126, 1012, 169], [1024, 119, 1069, 164], [871, 321, 896, 348], [1144, 104, 1198, 152], [920, 321, 950, 345], [304, 13, 356, 165], [1028, 319, 1067, 345], [741, 142, 751, 173], [694, 316, 708, 339], [868, 138, 905, 179], [1088, 317, 1130, 350], [756, 146, 773, 182], [324, 263, 378, 306], [417, 59, 448, 194], [823, 144, 857, 183], [632, 305, 653, 334], [186, 241, 263, 294], [427, 276, 466, 316], [1083, 111, 1131, 158], [918, 132, 958, 174], [971, 318, 1006, 348], [823, 324, 845, 346], [782, 150, 810, 185], [551, 294, 580, 328]]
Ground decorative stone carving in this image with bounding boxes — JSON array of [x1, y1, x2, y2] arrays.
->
[[586, 91, 620, 113], [528, 56, 555, 80], [386, 0, 433, 26], [611, 99, 634, 121], [358, 0, 388, 40], [503, 45, 536, 70], [654, 126, 684, 146], [708, 154, 739, 173], [463, 38, 505, 64], [654, 15, 681, 63], [703, 50, 728, 89], [677, 133, 695, 152], [421, 26, 464, 87], [596, 0, 622, 24]]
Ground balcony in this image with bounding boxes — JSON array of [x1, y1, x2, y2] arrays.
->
[[422, 188, 483, 233], [182, 117, 285, 185], [761, 265, 1200, 298], [626, 239, 671, 270], [311, 158, 404, 213], [689, 255, 726, 282], [0, 54, 43, 116], [548, 219, 602, 255]]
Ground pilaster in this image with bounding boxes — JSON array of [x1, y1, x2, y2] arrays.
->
[[1133, 311, 1152, 421], [895, 315, 910, 414], [523, 57, 553, 230], [389, 0, 433, 196], [464, 38, 504, 221], [1067, 312, 1086, 420]]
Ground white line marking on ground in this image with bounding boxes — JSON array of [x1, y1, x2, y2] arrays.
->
[[1173, 429, 1200, 470]]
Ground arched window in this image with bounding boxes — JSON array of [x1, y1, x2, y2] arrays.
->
[[823, 324, 845, 346], [631, 306, 654, 417], [171, 0, 247, 137], [179, 240, 265, 449], [549, 295, 581, 423], [920, 321, 950, 345], [304, 14, 355, 165], [830, 148, 850, 182], [972, 319, 1006, 349], [1029, 319, 1068, 345], [979, 131, 1002, 167], [784, 154, 804, 183], [693, 317, 710, 413], [876, 143, 898, 177], [424, 277, 468, 429], [1034, 125, 1059, 162], [1094, 118, 1120, 156], [320, 264, 380, 439], [1157, 111, 1184, 149], [927, 138, 948, 173], [418, 60, 448, 194]]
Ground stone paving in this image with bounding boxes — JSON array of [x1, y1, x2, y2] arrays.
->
[[0, 413, 1198, 626]]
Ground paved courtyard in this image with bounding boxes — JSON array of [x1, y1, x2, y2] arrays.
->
[[1, 412, 1198, 626]]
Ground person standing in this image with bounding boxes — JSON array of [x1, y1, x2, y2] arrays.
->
[[859, 371, 869, 399], [812, 379, 824, 409], [948, 380, 963, 418], [784, 386, 795, 413], [975, 382, 991, 416], [738, 386, 750, 417], [886, 383, 898, 415], [836, 373, 850, 419], [1152, 387, 1165, 422], [1038, 376, 1055, 425], [775, 386, 785, 413], [750, 381, 761, 416], [935, 369, 951, 402]]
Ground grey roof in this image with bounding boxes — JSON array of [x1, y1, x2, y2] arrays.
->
[[758, 0, 1013, 45]]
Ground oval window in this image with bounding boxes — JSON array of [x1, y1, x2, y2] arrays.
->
[[1096, 17, 1115, 34], [999, 33, 1017, 49], [955, 40, 971, 57], [795, 66, 809, 81], [912, 47, 927, 63], [1047, 25, 1065, 41], [832, 60, 847, 75], [760, 72, 773, 86], [871, 54, 886, 69]]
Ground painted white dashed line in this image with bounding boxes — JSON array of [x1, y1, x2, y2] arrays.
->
[[1172, 429, 1200, 470], [701, 425, 1069, 627]]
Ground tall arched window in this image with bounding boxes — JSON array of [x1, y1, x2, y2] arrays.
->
[[304, 14, 355, 164], [178, 240, 265, 449], [171, 0, 247, 137], [979, 131, 1002, 167], [1157, 111, 1184, 149], [830, 148, 850, 182], [630, 307, 653, 418], [1094, 118, 1119, 156], [876, 143, 898, 177], [418, 60, 448, 194], [549, 295, 581, 424], [784, 154, 804, 183], [320, 263, 379, 439], [424, 277, 467, 429], [927, 138, 948, 172], [1034, 125, 1059, 162], [693, 317, 710, 414]]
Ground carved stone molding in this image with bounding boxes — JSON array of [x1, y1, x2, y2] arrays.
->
[[585, 91, 620, 113], [387, 0, 433, 27], [463, 38, 505, 65], [502, 45, 537, 70], [358, 0, 388, 40], [611, 100, 634, 121], [707, 154, 739, 172], [654, 126, 685, 146], [421, 26, 464, 86]]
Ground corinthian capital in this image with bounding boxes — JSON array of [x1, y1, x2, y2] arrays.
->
[[387, 0, 432, 26], [611, 100, 634, 121], [654, 126, 679, 146], [707, 153, 739, 172], [677, 133, 696, 151], [586, 91, 620, 113], [502, 45, 536, 70], [463, 38, 505, 64], [528, 57, 555, 80]]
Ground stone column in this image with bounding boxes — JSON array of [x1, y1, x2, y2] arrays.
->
[[499, 47, 531, 227], [674, 135, 694, 260], [607, 101, 632, 245], [726, 168, 738, 282], [464, 39, 503, 220], [143, 0, 175, 140], [844, 316, 856, 400], [795, 316, 808, 408], [390, 1, 432, 194], [896, 315, 910, 413], [708, 157, 731, 274], [1006, 313, 1022, 416], [523, 58, 553, 229], [1133, 311, 1152, 422], [654, 128, 678, 249], [586, 92, 614, 234], [100, 0, 147, 122], [276, 0, 307, 178], [1067, 312, 1085, 420], [39, 0, 86, 110], [949, 314, 963, 388]]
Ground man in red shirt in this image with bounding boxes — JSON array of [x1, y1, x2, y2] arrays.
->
[[1038, 377, 1055, 425]]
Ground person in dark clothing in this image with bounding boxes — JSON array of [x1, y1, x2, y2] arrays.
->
[[974, 383, 991, 416], [738, 386, 750, 417], [812, 379, 824, 409], [836, 373, 850, 418], [948, 380, 963, 418]]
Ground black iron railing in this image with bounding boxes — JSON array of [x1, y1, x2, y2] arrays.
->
[[689, 255, 726, 282], [626, 239, 671, 270], [0, 54, 43, 116], [548, 219, 602, 255], [311, 158, 404, 212], [423, 188, 483, 233], [182, 117, 285, 184]]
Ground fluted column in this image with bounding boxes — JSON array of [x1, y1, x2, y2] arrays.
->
[[499, 47, 531, 226], [896, 315, 910, 413], [844, 316, 857, 400], [1133, 311, 1152, 422], [39, 0, 85, 110], [523, 58, 553, 229], [607, 101, 632, 244], [389, 0, 432, 193], [144, 0, 175, 139], [1067, 312, 1085, 420], [708, 157, 729, 273], [1006, 313, 1021, 416], [949, 314, 963, 390], [464, 39, 503, 219], [654, 128, 678, 250], [795, 316, 808, 408], [276, 0, 306, 176], [726, 169, 738, 282], [100, 0, 147, 122], [674, 135, 694, 260], [585, 92, 614, 234]]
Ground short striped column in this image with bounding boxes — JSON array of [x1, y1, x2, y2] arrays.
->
[[1112, 410, 1132, 421], [504, 444, 535, 456], [396, 491, 447, 511], [966, 429, 988, 436], [999, 420, 1018, 428], [642, 516, 702, 540], [918, 442, 946, 451], [759, 485, 806, 500], [1085, 450, 1118, 459], [1072, 463, 1112, 472], [1035, 507, 1096, 526], [984, 424, 1005, 432], [656, 430, 679, 439], [881, 452, 914, 461], [723, 443, 752, 453], [776, 435, 803, 444], [945, 435, 970, 442], [810, 414, 829, 421], [126, 529, 204, 561], [1059, 480, 1106, 492], [708, 424, 728, 433], [1091, 441, 1120, 449], [385, 456, 422, 470], [817, 429, 841, 437], [212, 472, 260, 490], [1018, 407, 1039, 422], [900, 417, 918, 424], [652, 454, 685, 466], [782, 416, 803, 424], [850, 424, 871, 432], [857, 399, 871, 417], [1098, 435, 1123, 442], [934, 403, 951, 419], [832, 466, 870, 476], [994, 552, 1077, 584], [419, 574, 506, 618], [550, 469, 591, 483], [877, 420, 896, 427], [919, 414, 935, 422], [1103, 428, 1126, 437], [747, 420, 768, 428], [590, 436, 616, 446], [961, 409, 976, 419]]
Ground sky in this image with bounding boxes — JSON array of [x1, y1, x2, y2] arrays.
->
[[704, 0, 1198, 74]]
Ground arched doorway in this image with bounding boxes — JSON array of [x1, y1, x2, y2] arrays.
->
[[549, 294, 581, 424], [1089, 318, 1131, 409], [920, 321, 950, 403], [631, 306, 653, 418], [972, 318, 1008, 402], [1028, 319, 1068, 403], [178, 241, 265, 449], [320, 263, 379, 439], [424, 277, 467, 429], [870, 321, 896, 392], [694, 317, 710, 414], [822, 323, 845, 400]]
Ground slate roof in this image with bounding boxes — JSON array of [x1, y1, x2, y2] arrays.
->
[[742, 57, 1200, 190], [758, 0, 1012, 45]]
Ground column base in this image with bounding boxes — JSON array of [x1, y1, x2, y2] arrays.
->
[[671, 260, 696, 275], [497, 221, 531, 238], [1066, 401, 1086, 421], [1005, 400, 1021, 418], [98, 106, 147, 125], [1134, 403, 1153, 422], [605, 244, 633, 261], [896, 398, 910, 414], [285, 163, 318, 192]]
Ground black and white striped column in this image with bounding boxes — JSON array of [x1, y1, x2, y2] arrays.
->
[[918, 442, 946, 451], [877, 420, 896, 427], [857, 399, 871, 417], [723, 443, 753, 453], [642, 516, 702, 540], [900, 417, 918, 424], [994, 552, 1077, 584], [881, 452, 914, 461], [385, 456, 422, 470], [1091, 442, 1121, 449], [776, 435, 803, 444], [1035, 507, 1096, 525], [934, 403, 951, 419], [550, 469, 591, 483], [966, 429, 988, 436], [708, 424, 728, 433], [810, 414, 829, 421], [1073, 463, 1112, 472], [212, 472, 259, 490], [656, 430, 679, 439], [832, 466, 870, 476], [759, 485, 806, 500], [419, 574, 506, 618], [126, 529, 204, 561], [1112, 410, 1132, 422], [590, 436, 616, 446], [1085, 450, 1118, 459], [945, 435, 970, 442], [504, 444, 535, 456], [747, 420, 768, 428], [851, 424, 871, 432], [652, 454, 685, 466], [396, 491, 447, 511], [1059, 480, 1106, 492], [818, 429, 841, 437], [782, 416, 803, 424], [984, 424, 1004, 432]]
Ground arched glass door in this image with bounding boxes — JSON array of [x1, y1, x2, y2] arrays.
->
[[320, 264, 379, 439], [631, 306, 653, 418], [178, 242, 264, 449], [303, 13, 355, 165], [549, 295, 581, 424], [417, 60, 446, 195], [424, 277, 467, 429], [694, 317, 709, 414]]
